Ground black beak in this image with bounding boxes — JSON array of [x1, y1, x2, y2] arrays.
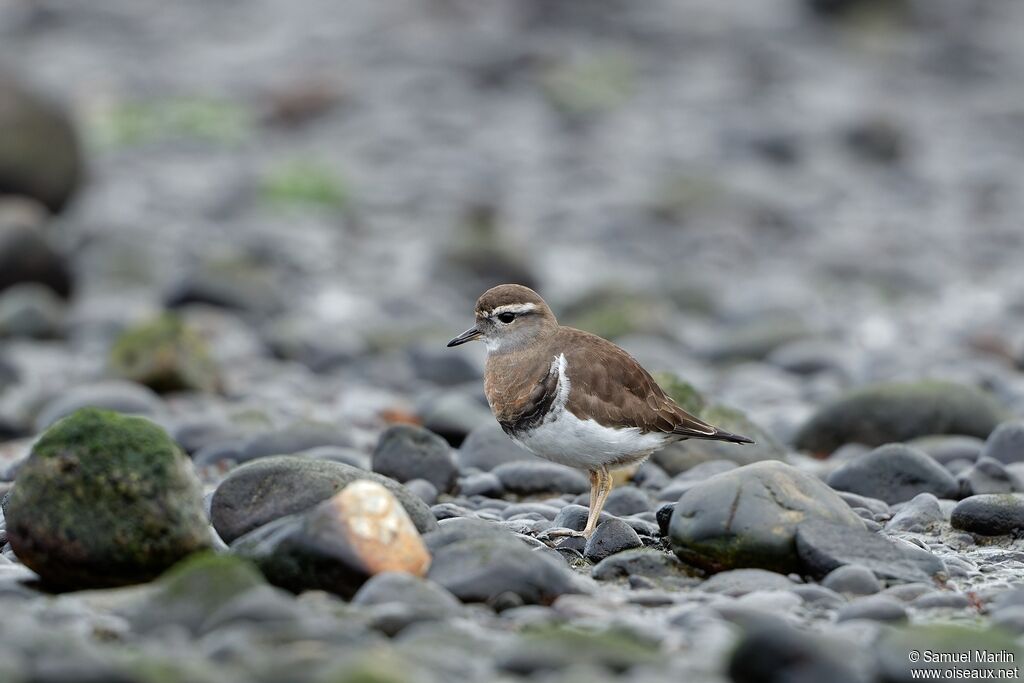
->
[[447, 326, 482, 347]]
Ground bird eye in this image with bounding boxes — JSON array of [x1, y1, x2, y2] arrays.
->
[[496, 312, 515, 324]]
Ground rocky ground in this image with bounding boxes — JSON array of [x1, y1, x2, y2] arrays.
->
[[2, 0, 1024, 681]]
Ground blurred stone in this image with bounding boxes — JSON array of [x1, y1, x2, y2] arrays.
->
[[492, 461, 589, 496], [372, 424, 458, 494], [843, 116, 908, 165], [980, 420, 1024, 464], [5, 408, 210, 588], [654, 404, 786, 474], [836, 595, 907, 623], [351, 571, 461, 635], [0, 283, 65, 338], [232, 480, 431, 598], [886, 493, 944, 533], [0, 72, 84, 213], [416, 390, 493, 447], [166, 254, 285, 317], [458, 422, 534, 471], [427, 535, 577, 606], [652, 372, 706, 415], [192, 421, 353, 467], [669, 461, 864, 574], [728, 622, 865, 683], [108, 313, 221, 394], [822, 564, 881, 595], [561, 286, 670, 341], [908, 435, 984, 465], [210, 455, 438, 543], [826, 444, 959, 504], [958, 455, 1024, 497], [34, 380, 164, 432], [0, 198, 72, 297], [795, 381, 1005, 455]]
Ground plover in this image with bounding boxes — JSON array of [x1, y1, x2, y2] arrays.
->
[[447, 284, 753, 538]]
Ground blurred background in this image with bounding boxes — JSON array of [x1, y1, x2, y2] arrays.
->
[[2, 0, 1024, 451]]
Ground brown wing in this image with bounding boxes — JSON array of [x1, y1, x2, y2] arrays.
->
[[559, 328, 723, 439]]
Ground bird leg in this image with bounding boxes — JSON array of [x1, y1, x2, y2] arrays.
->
[[538, 469, 604, 542], [581, 466, 612, 538]]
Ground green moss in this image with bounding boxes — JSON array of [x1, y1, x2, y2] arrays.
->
[[562, 287, 665, 340], [653, 372, 706, 415], [541, 51, 636, 118], [5, 408, 211, 588], [260, 159, 349, 210], [514, 624, 661, 673], [108, 313, 220, 393], [88, 96, 250, 148]]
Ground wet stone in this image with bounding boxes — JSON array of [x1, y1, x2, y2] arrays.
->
[[491, 461, 589, 496], [836, 595, 907, 623], [950, 494, 1024, 536], [583, 519, 643, 562], [821, 564, 881, 595]]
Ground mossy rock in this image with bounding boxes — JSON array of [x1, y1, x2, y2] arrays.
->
[[653, 372, 706, 415], [108, 314, 220, 393], [0, 72, 84, 213], [5, 408, 211, 588], [654, 403, 786, 474], [499, 624, 662, 674], [125, 551, 265, 635], [794, 380, 1006, 455]]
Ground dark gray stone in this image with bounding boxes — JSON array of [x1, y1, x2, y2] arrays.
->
[[669, 460, 865, 574], [836, 595, 907, 623], [981, 421, 1024, 465], [655, 503, 674, 536], [369, 424, 458, 494], [795, 519, 946, 582], [590, 548, 696, 582], [602, 486, 652, 516], [427, 535, 578, 605], [351, 571, 461, 635], [583, 519, 642, 562], [950, 494, 1024, 535], [423, 517, 514, 553], [458, 422, 534, 471], [795, 381, 1005, 454], [821, 564, 881, 595], [492, 461, 589, 496], [728, 622, 864, 683], [551, 504, 611, 532], [912, 592, 969, 609], [210, 455, 437, 543], [826, 443, 959, 504]]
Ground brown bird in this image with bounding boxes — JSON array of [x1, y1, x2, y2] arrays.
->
[[448, 284, 753, 538]]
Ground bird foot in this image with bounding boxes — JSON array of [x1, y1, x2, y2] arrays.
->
[[537, 527, 587, 543]]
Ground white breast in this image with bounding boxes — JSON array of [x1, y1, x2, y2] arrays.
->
[[511, 353, 671, 469]]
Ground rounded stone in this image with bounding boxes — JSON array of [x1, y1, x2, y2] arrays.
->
[[5, 408, 211, 588], [211, 455, 438, 543], [821, 564, 881, 595], [0, 73, 84, 213], [108, 313, 221, 394], [950, 494, 1024, 535], [795, 381, 1005, 455], [826, 443, 959, 504], [980, 421, 1024, 465], [492, 461, 589, 496], [836, 595, 907, 623], [669, 460, 864, 574], [0, 199, 72, 298], [583, 519, 643, 562], [372, 424, 458, 494]]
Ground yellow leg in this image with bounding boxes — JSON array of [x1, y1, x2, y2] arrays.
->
[[582, 466, 612, 538]]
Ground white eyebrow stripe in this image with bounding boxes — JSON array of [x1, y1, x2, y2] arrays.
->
[[489, 303, 537, 316]]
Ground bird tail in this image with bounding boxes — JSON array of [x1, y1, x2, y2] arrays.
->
[[687, 427, 755, 445]]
